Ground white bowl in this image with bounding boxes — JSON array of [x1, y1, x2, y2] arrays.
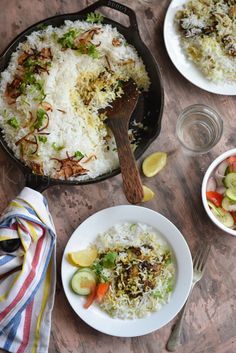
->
[[202, 148, 236, 236], [61, 205, 193, 337]]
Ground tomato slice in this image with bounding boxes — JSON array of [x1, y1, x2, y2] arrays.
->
[[206, 191, 223, 207], [227, 157, 236, 172], [227, 156, 236, 164]]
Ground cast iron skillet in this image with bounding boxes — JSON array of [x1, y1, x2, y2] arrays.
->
[[0, 0, 164, 194]]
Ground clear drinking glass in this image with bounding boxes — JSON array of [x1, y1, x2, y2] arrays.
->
[[176, 104, 223, 154]]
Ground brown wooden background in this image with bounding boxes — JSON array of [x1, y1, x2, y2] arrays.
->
[[0, 1, 236, 352]]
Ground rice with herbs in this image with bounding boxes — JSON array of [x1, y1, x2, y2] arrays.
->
[[93, 222, 175, 319], [175, 0, 236, 82], [0, 16, 150, 180]]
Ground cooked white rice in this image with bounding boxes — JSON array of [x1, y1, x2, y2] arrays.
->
[[175, 0, 236, 82], [94, 222, 175, 319], [0, 18, 150, 180]]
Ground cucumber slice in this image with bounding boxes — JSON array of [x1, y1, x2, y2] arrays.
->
[[226, 187, 236, 202], [70, 269, 96, 295], [211, 209, 234, 228], [222, 197, 231, 211], [207, 200, 224, 216], [224, 173, 236, 188]]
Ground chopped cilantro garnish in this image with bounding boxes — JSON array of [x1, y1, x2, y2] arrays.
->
[[34, 108, 46, 129], [86, 12, 104, 24], [37, 23, 48, 30], [152, 291, 163, 299], [20, 72, 36, 92], [92, 262, 103, 276], [166, 278, 173, 293], [130, 224, 137, 231], [77, 43, 99, 58], [23, 57, 40, 68], [102, 252, 117, 268], [38, 136, 47, 143], [52, 142, 64, 151], [2, 109, 8, 119], [87, 43, 99, 58], [74, 151, 84, 159], [91, 262, 108, 282], [58, 29, 79, 49], [100, 274, 109, 283], [7, 117, 19, 129], [164, 251, 172, 266]]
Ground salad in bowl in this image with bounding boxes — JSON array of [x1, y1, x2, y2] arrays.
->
[[202, 149, 236, 235]]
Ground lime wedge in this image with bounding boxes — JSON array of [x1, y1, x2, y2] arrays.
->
[[142, 185, 155, 202], [142, 152, 167, 177]]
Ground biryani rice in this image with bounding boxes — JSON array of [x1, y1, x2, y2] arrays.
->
[[0, 19, 150, 180], [175, 0, 236, 83], [93, 222, 175, 319]]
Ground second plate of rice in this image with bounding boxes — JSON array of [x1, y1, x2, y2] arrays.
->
[[61, 205, 193, 337], [164, 0, 236, 95]]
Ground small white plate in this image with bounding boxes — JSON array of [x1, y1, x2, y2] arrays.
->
[[163, 0, 236, 95], [61, 205, 193, 337]]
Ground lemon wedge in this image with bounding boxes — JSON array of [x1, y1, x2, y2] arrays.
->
[[142, 152, 167, 177], [67, 247, 98, 267], [142, 185, 155, 202]]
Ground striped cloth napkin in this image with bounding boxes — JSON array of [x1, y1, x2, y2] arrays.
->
[[0, 187, 56, 353]]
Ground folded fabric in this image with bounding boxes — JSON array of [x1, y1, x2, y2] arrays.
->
[[0, 187, 56, 353]]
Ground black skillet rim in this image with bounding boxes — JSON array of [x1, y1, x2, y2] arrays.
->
[[0, 0, 164, 189]]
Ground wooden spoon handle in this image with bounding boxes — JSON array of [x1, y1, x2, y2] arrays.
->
[[108, 120, 144, 204]]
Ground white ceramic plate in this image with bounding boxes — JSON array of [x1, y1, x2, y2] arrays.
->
[[61, 205, 193, 337], [164, 0, 236, 95]]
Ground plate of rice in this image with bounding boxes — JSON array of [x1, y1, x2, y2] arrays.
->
[[61, 205, 193, 337], [164, 0, 236, 95]]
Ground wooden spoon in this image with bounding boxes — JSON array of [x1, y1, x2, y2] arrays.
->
[[105, 80, 144, 204]]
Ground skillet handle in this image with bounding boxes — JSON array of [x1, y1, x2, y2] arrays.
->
[[78, 0, 139, 32]]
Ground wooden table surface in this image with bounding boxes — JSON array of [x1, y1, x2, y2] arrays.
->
[[0, 0, 236, 352]]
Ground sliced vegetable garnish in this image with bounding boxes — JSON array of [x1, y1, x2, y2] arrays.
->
[[83, 284, 97, 309], [207, 200, 224, 217], [70, 268, 96, 295], [207, 159, 236, 229], [96, 282, 109, 302], [206, 191, 223, 207], [224, 173, 236, 188], [211, 208, 234, 228], [206, 177, 216, 192], [226, 187, 236, 202]]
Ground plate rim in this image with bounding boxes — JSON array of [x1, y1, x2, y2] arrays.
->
[[163, 0, 236, 96], [61, 205, 193, 337]]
